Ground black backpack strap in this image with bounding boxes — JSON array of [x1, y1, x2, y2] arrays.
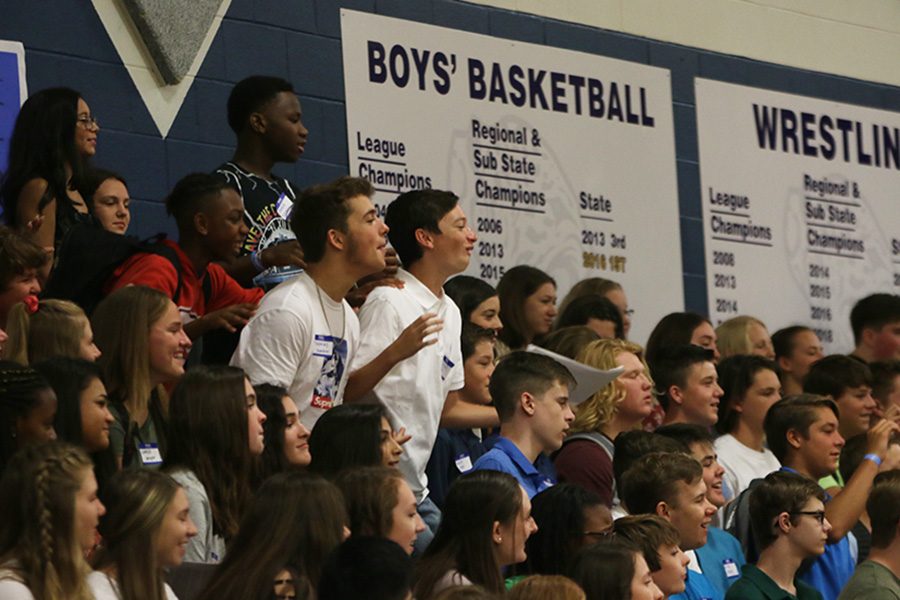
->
[[144, 239, 187, 305]]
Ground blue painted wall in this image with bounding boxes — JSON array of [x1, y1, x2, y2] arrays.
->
[[2, 0, 899, 315]]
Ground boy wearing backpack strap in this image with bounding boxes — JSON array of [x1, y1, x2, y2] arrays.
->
[[725, 471, 829, 600], [106, 173, 263, 341]]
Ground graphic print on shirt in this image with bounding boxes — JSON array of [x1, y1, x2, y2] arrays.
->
[[311, 334, 348, 410]]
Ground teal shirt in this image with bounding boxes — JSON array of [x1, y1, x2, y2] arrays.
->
[[725, 565, 822, 600]]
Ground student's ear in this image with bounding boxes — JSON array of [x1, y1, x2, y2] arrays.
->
[[492, 520, 503, 545], [248, 112, 267, 135], [777, 355, 792, 374], [775, 511, 792, 534], [414, 227, 435, 251], [668, 385, 685, 407], [655, 501, 670, 519], [326, 228, 346, 252], [785, 427, 804, 451], [193, 212, 209, 236], [520, 392, 536, 417]]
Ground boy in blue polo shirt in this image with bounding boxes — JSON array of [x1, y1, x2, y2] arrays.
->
[[472, 351, 575, 498]]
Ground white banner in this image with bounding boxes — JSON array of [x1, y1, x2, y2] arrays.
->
[[341, 10, 682, 346], [696, 78, 900, 352]]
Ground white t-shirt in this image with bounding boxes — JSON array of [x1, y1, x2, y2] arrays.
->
[[232, 272, 359, 430], [714, 433, 781, 500], [88, 571, 179, 600], [168, 468, 226, 565], [354, 269, 465, 500], [0, 566, 34, 600]]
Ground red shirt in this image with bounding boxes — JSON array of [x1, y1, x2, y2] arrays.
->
[[107, 240, 263, 322]]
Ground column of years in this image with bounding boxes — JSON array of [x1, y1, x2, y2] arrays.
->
[[580, 191, 627, 276]]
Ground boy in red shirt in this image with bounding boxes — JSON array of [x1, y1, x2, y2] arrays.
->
[[107, 173, 263, 341]]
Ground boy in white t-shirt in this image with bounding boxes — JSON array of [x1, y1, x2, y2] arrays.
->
[[353, 189, 498, 553], [232, 176, 433, 430]]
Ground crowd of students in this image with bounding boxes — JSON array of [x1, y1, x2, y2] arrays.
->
[[0, 74, 899, 600]]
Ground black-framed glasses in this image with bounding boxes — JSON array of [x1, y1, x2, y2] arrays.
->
[[791, 510, 826, 525], [76, 115, 99, 129]]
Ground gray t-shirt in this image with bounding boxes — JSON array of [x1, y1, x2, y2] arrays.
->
[[168, 468, 226, 564], [838, 560, 900, 600]]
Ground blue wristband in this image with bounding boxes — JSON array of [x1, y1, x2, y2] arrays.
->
[[864, 453, 883, 467], [249, 251, 265, 273]]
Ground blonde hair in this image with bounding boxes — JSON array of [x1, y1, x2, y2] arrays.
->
[[92, 286, 171, 410], [716, 315, 765, 360], [572, 338, 652, 433], [92, 470, 180, 600], [508, 575, 585, 600], [4, 299, 88, 365], [0, 441, 94, 600]]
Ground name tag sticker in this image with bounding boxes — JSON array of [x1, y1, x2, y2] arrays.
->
[[722, 559, 739, 578], [314, 334, 333, 357], [275, 193, 293, 219], [138, 443, 163, 466], [441, 356, 454, 381], [454, 453, 473, 473]]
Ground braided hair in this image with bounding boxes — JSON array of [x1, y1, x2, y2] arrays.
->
[[0, 360, 56, 472], [0, 441, 94, 600]]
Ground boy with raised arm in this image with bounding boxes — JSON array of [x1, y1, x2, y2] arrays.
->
[[232, 177, 434, 430], [353, 189, 497, 552]]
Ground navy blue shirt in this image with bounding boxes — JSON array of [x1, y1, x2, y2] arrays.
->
[[425, 428, 486, 510]]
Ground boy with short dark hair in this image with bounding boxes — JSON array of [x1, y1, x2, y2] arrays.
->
[[472, 351, 575, 498], [652, 344, 723, 427], [657, 424, 747, 595], [614, 514, 691, 598], [838, 470, 900, 599], [0, 225, 47, 328], [612, 431, 687, 517], [215, 75, 307, 286], [763, 395, 900, 600], [620, 451, 721, 599], [353, 188, 495, 552], [849, 293, 900, 364], [107, 173, 264, 341], [804, 355, 877, 442], [725, 471, 828, 600], [234, 176, 428, 429]]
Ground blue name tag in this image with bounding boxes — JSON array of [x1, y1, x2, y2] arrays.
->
[[138, 443, 163, 466]]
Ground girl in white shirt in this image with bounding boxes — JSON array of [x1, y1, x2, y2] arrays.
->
[[0, 441, 102, 600], [89, 470, 197, 600]]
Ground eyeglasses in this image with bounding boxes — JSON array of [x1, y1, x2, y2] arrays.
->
[[791, 510, 826, 525], [624, 309, 635, 317], [76, 115, 99, 129]]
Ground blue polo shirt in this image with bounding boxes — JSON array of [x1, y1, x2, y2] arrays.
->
[[472, 437, 555, 498]]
